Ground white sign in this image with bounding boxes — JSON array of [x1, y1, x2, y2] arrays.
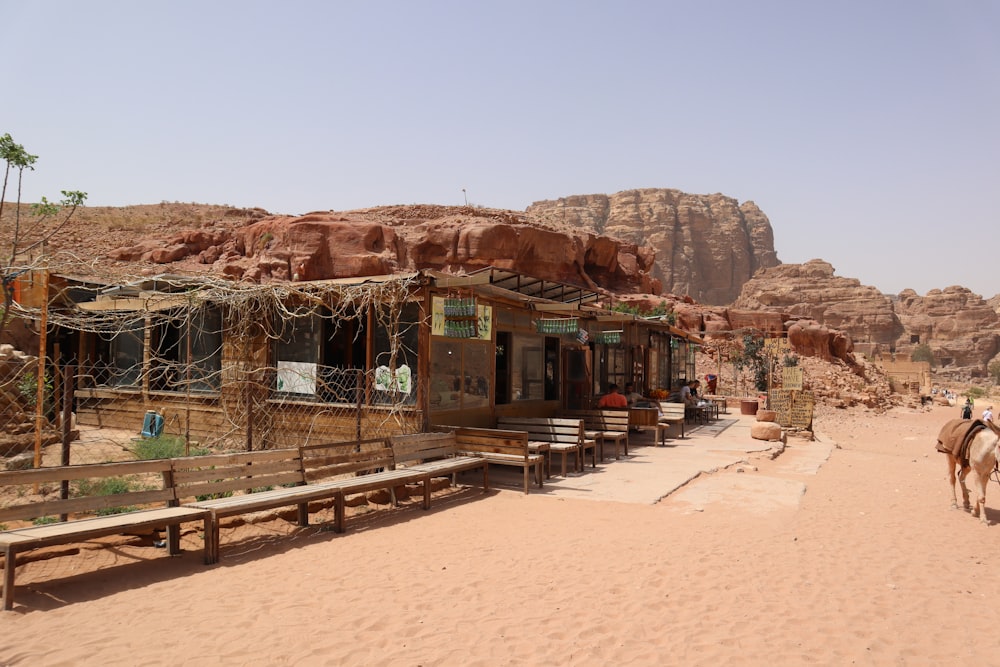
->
[[276, 361, 317, 395]]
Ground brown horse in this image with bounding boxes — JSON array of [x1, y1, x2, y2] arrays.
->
[[940, 419, 1000, 524]]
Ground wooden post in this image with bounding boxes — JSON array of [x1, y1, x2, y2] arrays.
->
[[33, 269, 49, 471], [355, 368, 363, 441], [185, 307, 192, 456], [59, 364, 75, 521]]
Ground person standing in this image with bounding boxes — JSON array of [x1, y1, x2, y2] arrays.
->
[[982, 405, 994, 423], [962, 398, 973, 420]]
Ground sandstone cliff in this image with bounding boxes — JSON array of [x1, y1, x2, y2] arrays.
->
[[105, 204, 660, 295], [732, 259, 1000, 380], [526, 188, 780, 304]]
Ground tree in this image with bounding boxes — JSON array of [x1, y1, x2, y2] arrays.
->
[[988, 360, 1000, 385], [910, 343, 936, 368], [0, 133, 86, 338], [734, 333, 769, 393]]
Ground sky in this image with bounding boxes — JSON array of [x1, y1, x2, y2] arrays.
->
[[4, 1, 999, 297]]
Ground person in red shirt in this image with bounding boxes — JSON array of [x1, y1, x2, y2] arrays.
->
[[597, 383, 628, 408]]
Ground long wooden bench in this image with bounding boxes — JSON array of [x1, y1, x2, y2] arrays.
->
[[0, 460, 211, 610], [445, 426, 543, 494], [656, 402, 687, 444], [559, 409, 630, 461], [390, 432, 490, 507], [497, 416, 596, 477], [174, 447, 338, 565], [303, 434, 487, 535]]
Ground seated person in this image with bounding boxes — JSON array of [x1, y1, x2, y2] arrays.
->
[[623, 382, 645, 407], [597, 383, 628, 408]]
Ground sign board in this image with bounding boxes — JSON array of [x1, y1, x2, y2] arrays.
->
[[768, 389, 793, 427], [790, 391, 815, 429], [782, 366, 803, 390], [764, 337, 790, 355], [767, 388, 814, 429]]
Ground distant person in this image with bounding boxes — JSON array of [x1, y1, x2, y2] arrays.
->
[[623, 382, 644, 407], [686, 380, 701, 405], [962, 398, 973, 420], [982, 406, 994, 423], [597, 383, 628, 409]]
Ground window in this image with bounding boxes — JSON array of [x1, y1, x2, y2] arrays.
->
[[151, 306, 223, 393], [373, 302, 420, 405], [109, 324, 143, 387], [511, 333, 545, 401], [429, 338, 490, 411]]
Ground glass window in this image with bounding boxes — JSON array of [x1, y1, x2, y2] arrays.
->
[[110, 324, 143, 387], [511, 333, 544, 401], [430, 339, 462, 410], [462, 341, 490, 409]]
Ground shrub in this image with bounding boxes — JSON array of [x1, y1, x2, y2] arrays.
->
[[911, 344, 936, 368], [967, 386, 987, 400], [75, 476, 139, 515], [132, 435, 210, 460], [32, 516, 58, 526]]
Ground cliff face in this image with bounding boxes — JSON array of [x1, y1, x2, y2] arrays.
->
[[107, 205, 660, 295], [732, 259, 1000, 379], [526, 188, 780, 305]]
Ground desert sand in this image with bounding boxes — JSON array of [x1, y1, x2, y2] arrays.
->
[[4, 401, 1000, 666]]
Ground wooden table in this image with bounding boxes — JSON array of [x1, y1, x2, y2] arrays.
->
[[629, 407, 660, 427], [702, 395, 728, 414]]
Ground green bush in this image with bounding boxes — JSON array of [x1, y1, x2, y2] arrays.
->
[[132, 435, 210, 460], [911, 344, 936, 368], [75, 476, 139, 515], [967, 386, 987, 400], [32, 516, 58, 525]]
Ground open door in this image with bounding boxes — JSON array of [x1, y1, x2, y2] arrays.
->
[[563, 346, 592, 410]]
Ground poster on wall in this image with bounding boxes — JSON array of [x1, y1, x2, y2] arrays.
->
[[276, 361, 317, 395]]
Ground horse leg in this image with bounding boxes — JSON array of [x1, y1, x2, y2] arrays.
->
[[973, 470, 990, 524], [947, 455, 960, 509], [958, 465, 972, 510]]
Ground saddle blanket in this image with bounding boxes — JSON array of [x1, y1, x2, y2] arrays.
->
[[935, 418, 987, 464]]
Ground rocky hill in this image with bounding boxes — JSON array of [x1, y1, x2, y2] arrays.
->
[[526, 188, 780, 304], [733, 259, 1000, 381]]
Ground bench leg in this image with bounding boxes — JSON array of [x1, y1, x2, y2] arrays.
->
[[423, 477, 432, 510], [535, 461, 544, 489], [297, 502, 309, 527], [166, 523, 181, 555], [334, 493, 346, 533], [482, 463, 489, 494], [3, 545, 16, 611], [203, 517, 218, 565]]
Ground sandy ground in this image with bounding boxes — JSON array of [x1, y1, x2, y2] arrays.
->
[[4, 401, 1000, 666]]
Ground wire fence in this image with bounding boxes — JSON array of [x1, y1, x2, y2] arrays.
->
[[0, 356, 420, 467]]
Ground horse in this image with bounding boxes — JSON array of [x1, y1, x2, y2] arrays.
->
[[938, 418, 1000, 524]]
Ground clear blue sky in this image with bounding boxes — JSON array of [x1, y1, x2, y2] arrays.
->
[[5, 1, 999, 298]]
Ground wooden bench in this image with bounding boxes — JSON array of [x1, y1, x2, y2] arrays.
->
[[656, 402, 687, 444], [445, 426, 543, 494], [303, 435, 487, 535], [497, 416, 596, 477], [390, 432, 490, 508], [298, 439, 414, 534], [0, 459, 211, 610], [560, 409, 630, 460], [173, 447, 337, 564]]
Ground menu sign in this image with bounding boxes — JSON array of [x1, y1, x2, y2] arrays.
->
[[767, 389, 814, 429]]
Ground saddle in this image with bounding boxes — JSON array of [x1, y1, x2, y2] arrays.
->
[[935, 418, 987, 468]]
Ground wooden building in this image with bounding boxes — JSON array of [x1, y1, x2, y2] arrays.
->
[[17, 267, 700, 448]]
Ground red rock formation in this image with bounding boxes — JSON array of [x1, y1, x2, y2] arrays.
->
[[106, 206, 660, 295], [526, 188, 780, 304]]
